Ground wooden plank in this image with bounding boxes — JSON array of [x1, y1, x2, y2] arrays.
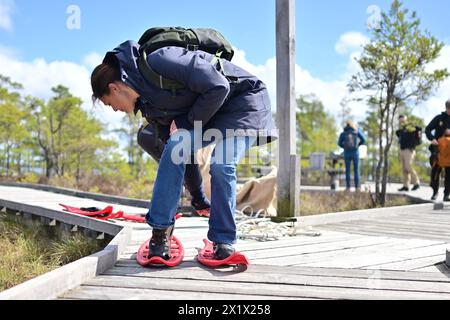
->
[[251, 242, 444, 268], [85, 274, 450, 300], [0, 199, 123, 236], [110, 262, 450, 282], [289, 241, 438, 268], [293, 238, 443, 265], [342, 219, 450, 235], [318, 224, 450, 241], [323, 220, 450, 235], [353, 215, 450, 225], [0, 183, 154, 209], [61, 285, 298, 300], [369, 215, 450, 225], [298, 242, 448, 269], [366, 254, 445, 271], [245, 236, 391, 260], [84, 275, 322, 299], [300, 204, 435, 227]]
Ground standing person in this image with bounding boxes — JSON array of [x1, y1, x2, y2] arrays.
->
[[396, 115, 422, 192], [436, 129, 450, 202], [426, 99, 450, 201], [90, 39, 277, 262], [428, 142, 440, 200], [338, 120, 367, 191]]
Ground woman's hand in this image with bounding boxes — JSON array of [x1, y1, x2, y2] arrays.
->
[[170, 120, 178, 136], [431, 139, 439, 146]]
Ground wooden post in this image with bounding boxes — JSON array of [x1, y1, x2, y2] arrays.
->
[[276, 0, 301, 217]]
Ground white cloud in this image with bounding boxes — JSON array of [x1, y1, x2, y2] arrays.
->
[[83, 52, 103, 69], [1, 38, 448, 142], [233, 33, 450, 127], [232, 46, 362, 121], [0, 0, 15, 32], [417, 45, 450, 124], [335, 32, 369, 56]]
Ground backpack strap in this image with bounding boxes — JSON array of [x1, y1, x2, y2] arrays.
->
[[138, 49, 239, 95], [137, 50, 185, 96], [211, 52, 240, 84]]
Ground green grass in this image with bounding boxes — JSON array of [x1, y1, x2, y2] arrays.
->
[[0, 213, 103, 292]]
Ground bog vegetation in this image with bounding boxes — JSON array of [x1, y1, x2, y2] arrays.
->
[[0, 212, 104, 291]]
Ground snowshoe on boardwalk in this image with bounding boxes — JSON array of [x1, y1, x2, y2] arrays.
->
[[197, 239, 249, 268]]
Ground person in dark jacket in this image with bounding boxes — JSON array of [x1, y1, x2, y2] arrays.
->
[[425, 99, 450, 201], [90, 40, 277, 262], [338, 120, 366, 191], [396, 115, 422, 192]]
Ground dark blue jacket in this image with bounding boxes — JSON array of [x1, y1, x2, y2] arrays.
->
[[425, 112, 450, 141], [338, 126, 367, 155], [108, 41, 277, 145], [396, 124, 422, 150]]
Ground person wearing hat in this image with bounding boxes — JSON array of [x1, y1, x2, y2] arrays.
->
[[425, 99, 450, 201]]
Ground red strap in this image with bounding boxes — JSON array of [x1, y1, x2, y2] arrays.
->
[[196, 208, 210, 218], [59, 204, 113, 217], [60, 204, 182, 223]]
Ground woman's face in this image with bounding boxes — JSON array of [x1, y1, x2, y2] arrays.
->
[[100, 82, 136, 114]]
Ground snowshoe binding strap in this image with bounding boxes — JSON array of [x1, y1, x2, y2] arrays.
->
[[60, 204, 182, 223], [59, 204, 113, 217], [197, 239, 250, 267], [137, 236, 184, 267], [60, 204, 148, 222], [196, 208, 210, 218], [120, 213, 146, 223]]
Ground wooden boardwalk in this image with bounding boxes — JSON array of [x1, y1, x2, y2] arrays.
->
[[1, 185, 450, 300]]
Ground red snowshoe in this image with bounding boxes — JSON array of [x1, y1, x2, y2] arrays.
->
[[197, 239, 250, 268], [136, 235, 184, 267]]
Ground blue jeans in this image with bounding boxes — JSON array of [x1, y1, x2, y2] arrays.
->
[[147, 129, 256, 244], [137, 123, 208, 208], [344, 151, 360, 189]]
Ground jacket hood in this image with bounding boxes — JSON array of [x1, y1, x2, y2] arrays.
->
[[104, 40, 146, 95]]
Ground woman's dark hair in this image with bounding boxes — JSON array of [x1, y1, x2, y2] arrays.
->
[[91, 53, 122, 102]]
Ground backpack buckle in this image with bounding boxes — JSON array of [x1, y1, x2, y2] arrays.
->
[[186, 44, 199, 51]]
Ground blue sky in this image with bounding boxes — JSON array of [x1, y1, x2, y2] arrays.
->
[[0, 0, 449, 126], [1, 0, 449, 80]]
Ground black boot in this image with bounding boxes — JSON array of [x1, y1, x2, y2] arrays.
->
[[148, 225, 174, 260], [191, 191, 211, 211], [431, 191, 438, 201], [213, 243, 235, 260]]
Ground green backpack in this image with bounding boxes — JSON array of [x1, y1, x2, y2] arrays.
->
[[137, 27, 235, 94]]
